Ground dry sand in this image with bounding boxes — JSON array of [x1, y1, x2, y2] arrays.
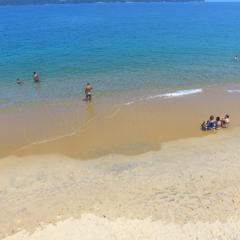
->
[[4, 215, 240, 240], [1, 127, 240, 239]]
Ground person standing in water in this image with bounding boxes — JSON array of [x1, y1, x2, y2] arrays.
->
[[33, 72, 40, 83], [84, 83, 93, 102]]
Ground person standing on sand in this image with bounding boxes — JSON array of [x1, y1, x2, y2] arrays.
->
[[33, 72, 40, 83], [84, 83, 93, 102]]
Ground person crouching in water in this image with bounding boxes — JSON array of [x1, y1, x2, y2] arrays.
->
[[84, 83, 93, 102], [215, 116, 222, 130], [201, 115, 215, 131], [33, 72, 40, 83], [222, 114, 230, 128], [16, 78, 23, 85]]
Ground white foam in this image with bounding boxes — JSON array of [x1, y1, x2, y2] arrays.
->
[[227, 90, 240, 93], [148, 88, 202, 99], [123, 100, 137, 106], [122, 89, 202, 106]]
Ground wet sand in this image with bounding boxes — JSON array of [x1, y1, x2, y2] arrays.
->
[[2, 85, 240, 239], [1, 86, 240, 159], [2, 127, 240, 239]]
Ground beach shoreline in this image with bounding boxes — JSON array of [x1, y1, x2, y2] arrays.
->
[[1, 84, 240, 159], [1, 127, 240, 239], [2, 2, 240, 239]]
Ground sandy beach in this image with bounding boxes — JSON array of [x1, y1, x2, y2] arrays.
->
[[2, 2, 240, 239], [2, 127, 240, 239], [1, 85, 240, 159]]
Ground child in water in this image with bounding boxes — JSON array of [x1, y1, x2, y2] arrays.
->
[[201, 115, 215, 131], [16, 78, 23, 85], [33, 72, 39, 82], [201, 114, 230, 131], [222, 114, 230, 128]]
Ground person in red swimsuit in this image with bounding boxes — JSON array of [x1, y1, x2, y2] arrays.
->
[[33, 72, 40, 83], [84, 83, 93, 102]]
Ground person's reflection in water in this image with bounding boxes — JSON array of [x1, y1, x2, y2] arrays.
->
[[85, 100, 96, 125], [34, 80, 41, 97]]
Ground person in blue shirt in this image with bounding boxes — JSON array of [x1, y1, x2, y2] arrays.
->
[[207, 115, 215, 130], [201, 115, 215, 131]]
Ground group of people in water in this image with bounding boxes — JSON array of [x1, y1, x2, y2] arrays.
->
[[15, 54, 238, 102], [16, 72, 232, 131], [201, 114, 230, 131], [16, 72, 40, 85], [16, 71, 93, 102]]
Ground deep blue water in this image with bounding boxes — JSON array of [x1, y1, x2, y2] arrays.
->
[[1, 2, 240, 107]]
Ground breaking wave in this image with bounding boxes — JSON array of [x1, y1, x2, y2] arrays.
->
[[123, 88, 202, 106]]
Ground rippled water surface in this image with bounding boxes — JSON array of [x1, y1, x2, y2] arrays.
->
[[1, 2, 240, 107]]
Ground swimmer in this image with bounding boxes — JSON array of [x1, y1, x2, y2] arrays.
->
[[234, 55, 239, 61], [33, 72, 40, 82], [16, 78, 23, 85], [84, 83, 93, 102]]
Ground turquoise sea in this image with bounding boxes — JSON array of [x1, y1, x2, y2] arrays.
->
[[1, 2, 240, 107]]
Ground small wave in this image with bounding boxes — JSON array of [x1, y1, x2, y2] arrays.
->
[[15, 116, 97, 152], [227, 90, 240, 93], [123, 100, 137, 106], [16, 131, 77, 153], [122, 89, 202, 106], [122, 98, 144, 106], [147, 89, 202, 99], [31, 132, 76, 145]]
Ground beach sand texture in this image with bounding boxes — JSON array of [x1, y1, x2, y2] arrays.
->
[[4, 215, 240, 240], [1, 127, 240, 239], [2, 3, 240, 239]]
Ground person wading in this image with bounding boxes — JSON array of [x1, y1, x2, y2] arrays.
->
[[33, 72, 40, 83], [84, 82, 93, 102]]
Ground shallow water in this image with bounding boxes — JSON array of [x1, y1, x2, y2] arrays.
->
[[1, 3, 240, 107], [1, 3, 240, 158]]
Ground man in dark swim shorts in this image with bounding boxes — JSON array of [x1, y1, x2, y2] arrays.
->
[[84, 83, 93, 102]]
